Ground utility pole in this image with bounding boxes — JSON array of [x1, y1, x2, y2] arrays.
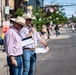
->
[[2, 0, 10, 37], [1, 0, 3, 27], [5, 0, 9, 21]]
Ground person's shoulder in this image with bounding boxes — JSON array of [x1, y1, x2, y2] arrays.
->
[[5, 28, 14, 35], [21, 27, 28, 30]]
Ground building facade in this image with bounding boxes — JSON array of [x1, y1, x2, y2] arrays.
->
[[0, 0, 5, 26], [40, 0, 44, 8], [28, 0, 44, 9], [0, 0, 44, 25]]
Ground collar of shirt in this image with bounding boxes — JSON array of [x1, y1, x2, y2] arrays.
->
[[11, 26, 19, 33], [24, 24, 32, 30]]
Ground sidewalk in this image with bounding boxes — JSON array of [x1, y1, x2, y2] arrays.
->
[[0, 50, 7, 75]]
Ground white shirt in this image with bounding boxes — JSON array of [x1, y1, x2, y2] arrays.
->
[[19, 26, 42, 48]]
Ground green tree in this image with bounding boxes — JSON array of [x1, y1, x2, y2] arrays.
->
[[32, 5, 68, 31], [50, 5, 68, 25], [15, 8, 24, 17], [32, 7, 50, 31]]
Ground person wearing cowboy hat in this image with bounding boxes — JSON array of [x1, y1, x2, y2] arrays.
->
[[4, 16, 25, 75], [19, 14, 49, 75]]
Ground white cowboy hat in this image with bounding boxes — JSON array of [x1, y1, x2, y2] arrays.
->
[[23, 13, 35, 20], [10, 16, 26, 26]]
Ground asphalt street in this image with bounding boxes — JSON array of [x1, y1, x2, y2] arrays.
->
[[35, 28, 76, 75], [0, 27, 76, 75]]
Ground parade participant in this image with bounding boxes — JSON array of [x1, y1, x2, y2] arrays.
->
[[4, 16, 25, 75], [19, 14, 49, 75]]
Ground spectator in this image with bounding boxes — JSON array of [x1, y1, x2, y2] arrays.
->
[[19, 14, 49, 75], [41, 25, 47, 40], [47, 24, 51, 39], [4, 16, 25, 75], [54, 24, 60, 37]]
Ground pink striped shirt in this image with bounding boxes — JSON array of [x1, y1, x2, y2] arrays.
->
[[4, 27, 23, 56]]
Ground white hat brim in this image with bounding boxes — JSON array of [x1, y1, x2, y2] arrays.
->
[[10, 18, 25, 26]]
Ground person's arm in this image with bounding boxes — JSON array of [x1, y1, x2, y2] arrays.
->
[[20, 27, 34, 38], [36, 31, 49, 50], [4, 31, 18, 66], [40, 40, 49, 50], [26, 27, 34, 37]]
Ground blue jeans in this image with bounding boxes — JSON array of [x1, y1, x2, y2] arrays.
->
[[55, 30, 60, 36], [7, 56, 22, 75], [22, 49, 37, 75]]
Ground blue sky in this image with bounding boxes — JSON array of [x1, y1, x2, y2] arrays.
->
[[44, 0, 76, 18]]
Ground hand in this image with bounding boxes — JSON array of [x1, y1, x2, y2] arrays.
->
[[30, 28, 35, 33], [27, 28, 35, 37], [45, 46, 49, 51], [11, 57, 18, 66]]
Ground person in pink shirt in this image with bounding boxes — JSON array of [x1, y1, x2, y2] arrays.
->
[[4, 16, 25, 75]]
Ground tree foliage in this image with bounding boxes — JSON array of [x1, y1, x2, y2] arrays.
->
[[32, 5, 68, 31], [48, 5, 68, 24], [32, 7, 50, 31], [15, 8, 24, 17], [33, 7, 48, 31]]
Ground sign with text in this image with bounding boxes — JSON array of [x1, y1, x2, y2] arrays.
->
[[5, 6, 9, 14]]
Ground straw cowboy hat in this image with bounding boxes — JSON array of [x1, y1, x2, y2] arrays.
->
[[10, 16, 26, 26], [23, 13, 35, 20]]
